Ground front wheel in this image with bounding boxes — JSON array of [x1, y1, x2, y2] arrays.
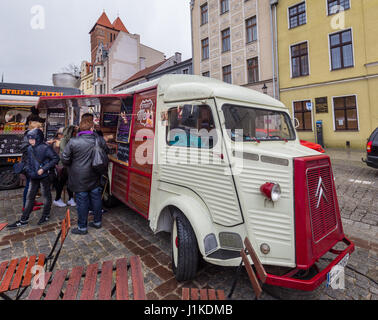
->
[[0, 167, 21, 190], [171, 211, 199, 282]]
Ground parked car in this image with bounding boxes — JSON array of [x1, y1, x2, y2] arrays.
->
[[362, 127, 378, 169], [300, 140, 325, 153]]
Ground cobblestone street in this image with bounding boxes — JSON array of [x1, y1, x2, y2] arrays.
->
[[0, 149, 377, 300]]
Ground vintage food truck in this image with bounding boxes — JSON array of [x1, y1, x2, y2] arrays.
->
[[39, 75, 354, 292]]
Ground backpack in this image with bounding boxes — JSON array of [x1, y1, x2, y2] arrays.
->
[[92, 136, 109, 174]]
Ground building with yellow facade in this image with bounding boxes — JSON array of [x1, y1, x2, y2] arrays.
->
[[80, 61, 94, 95], [275, 0, 378, 149]]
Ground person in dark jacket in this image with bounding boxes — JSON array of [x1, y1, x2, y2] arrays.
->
[[8, 129, 60, 229], [19, 121, 45, 211], [61, 118, 108, 235]]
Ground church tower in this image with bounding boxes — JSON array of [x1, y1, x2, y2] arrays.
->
[[89, 11, 129, 64]]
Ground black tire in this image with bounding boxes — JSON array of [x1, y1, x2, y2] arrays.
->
[[262, 266, 322, 300], [0, 167, 21, 190], [171, 210, 199, 282]]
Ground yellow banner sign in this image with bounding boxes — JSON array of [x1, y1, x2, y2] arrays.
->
[[1, 89, 64, 97]]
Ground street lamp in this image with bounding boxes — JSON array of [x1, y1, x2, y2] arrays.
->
[[262, 83, 268, 94]]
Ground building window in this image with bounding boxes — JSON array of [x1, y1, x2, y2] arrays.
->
[[201, 3, 208, 25], [294, 101, 312, 131], [288, 2, 306, 29], [201, 38, 209, 60], [222, 65, 232, 84], [330, 29, 353, 70], [97, 68, 101, 79], [220, 0, 229, 14], [327, 0, 350, 15], [246, 16, 257, 43], [104, 67, 106, 78], [291, 42, 309, 77], [182, 68, 189, 74], [202, 71, 210, 77], [247, 57, 259, 83], [333, 96, 358, 131], [221, 28, 231, 52]]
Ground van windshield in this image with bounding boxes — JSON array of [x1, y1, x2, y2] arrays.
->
[[222, 104, 296, 142]]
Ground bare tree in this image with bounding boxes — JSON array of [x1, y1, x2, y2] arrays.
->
[[61, 63, 80, 78]]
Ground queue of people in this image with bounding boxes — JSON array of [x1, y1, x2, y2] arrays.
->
[[8, 114, 108, 236]]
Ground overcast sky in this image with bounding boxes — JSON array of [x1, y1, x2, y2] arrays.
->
[[0, 0, 192, 86]]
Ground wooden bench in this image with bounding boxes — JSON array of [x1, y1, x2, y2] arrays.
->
[[0, 210, 71, 300], [27, 256, 146, 300], [182, 288, 226, 300], [0, 223, 7, 232]]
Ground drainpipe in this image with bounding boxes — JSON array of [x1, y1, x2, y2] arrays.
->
[[190, 0, 195, 75], [274, 3, 280, 100], [269, 2, 276, 99], [270, 0, 279, 99]]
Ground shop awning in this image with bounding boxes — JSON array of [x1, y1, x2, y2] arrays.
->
[[36, 94, 131, 110], [0, 95, 39, 107]]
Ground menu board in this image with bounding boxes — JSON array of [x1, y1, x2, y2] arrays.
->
[[117, 143, 129, 164], [46, 108, 66, 141], [0, 134, 23, 155], [116, 100, 133, 144], [102, 112, 119, 128]]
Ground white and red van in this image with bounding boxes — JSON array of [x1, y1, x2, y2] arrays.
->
[[37, 75, 354, 292]]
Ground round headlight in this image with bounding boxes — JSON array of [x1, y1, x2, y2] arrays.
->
[[260, 182, 281, 202], [271, 184, 281, 202]]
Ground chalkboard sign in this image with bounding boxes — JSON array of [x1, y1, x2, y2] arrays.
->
[[46, 108, 65, 141], [0, 134, 23, 155], [117, 143, 129, 164], [102, 112, 119, 128], [116, 100, 133, 144]]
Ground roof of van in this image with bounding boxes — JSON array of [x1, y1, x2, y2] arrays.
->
[[117, 74, 286, 109]]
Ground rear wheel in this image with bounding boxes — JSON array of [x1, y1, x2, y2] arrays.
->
[[0, 167, 20, 190], [171, 211, 199, 282]]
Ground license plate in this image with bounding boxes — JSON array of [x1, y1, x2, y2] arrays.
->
[[326, 253, 349, 289]]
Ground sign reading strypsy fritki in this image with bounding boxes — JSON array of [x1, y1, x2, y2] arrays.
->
[[1, 89, 64, 97]]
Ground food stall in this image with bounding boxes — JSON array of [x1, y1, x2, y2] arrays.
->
[[0, 83, 80, 190], [34, 94, 134, 208], [0, 96, 38, 189], [36, 94, 131, 156]]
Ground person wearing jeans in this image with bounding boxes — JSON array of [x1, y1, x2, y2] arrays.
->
[[8, 128, 59, 229], [22, 176, 52, 223], [75, 187, 103, 231], [61, 118, 108, 234]]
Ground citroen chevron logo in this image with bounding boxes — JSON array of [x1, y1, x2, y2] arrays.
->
[[315, 177, 328, 208]]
